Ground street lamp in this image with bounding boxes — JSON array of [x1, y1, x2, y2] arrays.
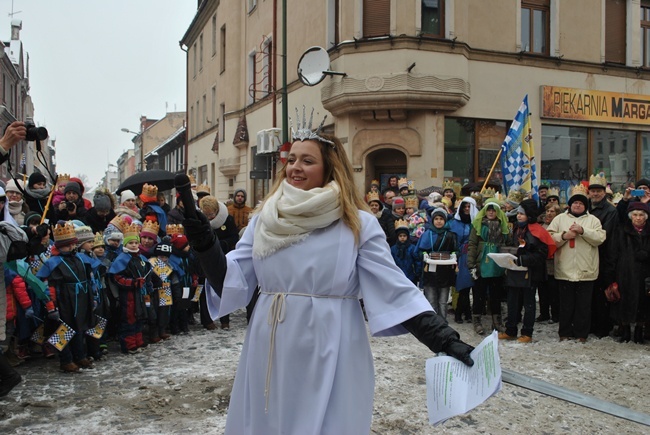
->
[[121, 128, 139, 135]]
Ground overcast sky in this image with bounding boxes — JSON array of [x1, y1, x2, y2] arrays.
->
[[0, 0, 197, 186]]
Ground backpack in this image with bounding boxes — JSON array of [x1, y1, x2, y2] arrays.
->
[[0, 221, 29, 262]]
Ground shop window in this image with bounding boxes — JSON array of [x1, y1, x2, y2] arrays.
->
[[593, 129, 636, 187], [521, 0, 549, 55], [363, 0, 390, 37], [597, 141, 603, 154], [541, 125, 588, 201], [642, 1, 650, 67], [421, 0, 444, 37], [444, 118, 508, 185], [606, 0, 626, 64]]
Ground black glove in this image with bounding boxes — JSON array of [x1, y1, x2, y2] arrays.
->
[[402, 311, 475, 367], [183, 212, 215, 252], [443, 339, 475, 367], [47, 309, 60, 322]]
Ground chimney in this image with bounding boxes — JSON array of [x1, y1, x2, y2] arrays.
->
[[11, 19, 22, 41]]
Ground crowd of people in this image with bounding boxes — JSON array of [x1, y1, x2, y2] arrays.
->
[[368, 174, 650, 346]]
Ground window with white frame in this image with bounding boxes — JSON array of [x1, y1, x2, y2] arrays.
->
[[247, 50, 256, 105]]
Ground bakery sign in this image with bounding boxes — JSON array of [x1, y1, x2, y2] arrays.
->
[[541, 85, 650, 125]]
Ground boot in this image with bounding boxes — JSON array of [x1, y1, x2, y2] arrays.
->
[[491, 314, 504, 333], [0, 354, 22, 397], [472, 315, 485, 335], [618, 325, 631, 343], [634, 324, 644, 344]]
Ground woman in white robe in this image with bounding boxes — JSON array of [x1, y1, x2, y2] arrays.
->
[[185, 128, 474, 435]]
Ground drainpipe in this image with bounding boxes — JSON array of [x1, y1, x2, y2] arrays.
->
[[179, 42, 189, 175], [272, 0, 277, 128]]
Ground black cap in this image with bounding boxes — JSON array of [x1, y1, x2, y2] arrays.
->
[[635, 178, 650, 189], [28, 172, 47, 189]]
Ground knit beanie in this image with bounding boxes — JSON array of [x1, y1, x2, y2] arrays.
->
[[120, 190, 136, 204], [24, 211, 42, 226], [392, 197, 405, 210], [430, 207, 448, 222], [154, 241, 173, 257], [93, 193, 112, 212], [170, 234, 189, 250], [70, 177, 85, 194], [64, 181, 82, 196], [5, 179, 23, 194], [75, 226, 95, 245], [518, 198, 540, 222], [28, 172, 47, 189], [635, 178, 650, 189], [627, 201, 649, 217]]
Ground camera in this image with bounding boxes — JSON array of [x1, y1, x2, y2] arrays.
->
[[24, 117, 48, 142], [66, 202, 75, 212]]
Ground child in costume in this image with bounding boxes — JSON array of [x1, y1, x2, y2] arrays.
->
[[108, 224, 153, 354], [390, 219, 422, 285], [149, 240, 182, 340], [50, 173, 71, 209], [167, 226, 195, 335], [37, 222, 95, 373], [139, 184, 168, 237]]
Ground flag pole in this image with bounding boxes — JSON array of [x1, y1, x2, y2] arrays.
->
[[481, 148, 503, 192]]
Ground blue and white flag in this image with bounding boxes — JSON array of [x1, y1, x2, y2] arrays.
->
[[500, 95, 539, 201]]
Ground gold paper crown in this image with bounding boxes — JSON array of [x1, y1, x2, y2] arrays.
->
[[612, 192, 624, 204], [405, 196, 419, 209], [141, 183, 158, 198], [57, 173, 71, 185], [141, 220, 160, 236], [196, 184, 210, 195], [481, 187, 496, 199], [366, 191, 380, 203], [370, 179, 380, 187], [53, 222, 76, 242], [570, 184, 589, 198], [547, 187, 560, 198], [124, 223, 141, 239], [506, 188, 525, 204], [398, 177, 409, 189], [443, 179, 455, 191], [166, 224, 185, 236], [407, 180, 415, 192], [109, 215, 129, 234], [93, 232, 105, 248], [188, 174, 197, 186], [589, 172, 607, 188], [394, 219, 409, 231]]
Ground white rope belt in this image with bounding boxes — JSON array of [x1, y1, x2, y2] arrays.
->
[[260, 291, 356, 413]]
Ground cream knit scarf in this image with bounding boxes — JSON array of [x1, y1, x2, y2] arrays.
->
[[253, 180, 342, 259]]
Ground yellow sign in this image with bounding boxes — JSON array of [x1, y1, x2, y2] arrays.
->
[[541, 86, 650, 125]]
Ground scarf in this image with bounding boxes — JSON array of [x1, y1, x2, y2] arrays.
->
[[253, 180, 342, 259], [8, 200, 23, 216], [454, 197, 478, 223], [25, 185, 51, 200], [472, 199, 509, 235], [209, 201, 230, 229]]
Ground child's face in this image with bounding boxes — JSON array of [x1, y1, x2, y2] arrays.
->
[[59, 244, 75, 253], [405, 207, 415, 216], [57, 183, 66, 193], [369, 202, 381, 213], [183, 245, 190, 252], [80, 241, 93, 252], [398, 233, 408, 243], [33, 182, 46, 189], [433, 216, 446, 228], [93, 246, 105, 257], [107, 239, 120, 247], [158, 255, 169, 263], [126, 240, 140, 251], [400, 188, 409, 196], [140, 236, 155, 248]]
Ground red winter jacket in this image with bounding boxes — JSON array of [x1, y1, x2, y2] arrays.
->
[[6, 275, 31, 321]]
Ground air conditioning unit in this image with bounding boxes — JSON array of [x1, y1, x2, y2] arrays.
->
[[256, 128, 282, 154]]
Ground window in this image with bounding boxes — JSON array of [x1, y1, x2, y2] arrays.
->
[[198, 165, 208, 185], [363, 0, 390, 38], [199, 33, 204, 71], [622, 138, 627, 152], [212, 15, 217, 56], [220, 25, 226, 73], [262, 38, 272, 96], [211, 86, 216, 125], [202, 94, 207, 130], [190, 105, 194, 137], [247, 50, 256, 105], [597, 141, 603, 154], [421, 0, 444, 37], [219, 103, 225, 143], [609, 140, 615, 154], [541, 126, 588, 202], [606, 0, 626, 64], [521, 0, 549, 54], [196, 100, 200, 132], [444, 118, 508, 184], [593, 129, 636, 186], [193, 43, 197, 78], [642, 2, 650, 67]]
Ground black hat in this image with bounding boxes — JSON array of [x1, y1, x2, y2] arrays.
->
[[538, 184, 549, 191], [93, 193, 112, 212], [154, 241, 173, 257], [635, 178, 650, 189], [64, 182, 82, 196], [28, 172, 47, 189], [518, 198, 540, 222]]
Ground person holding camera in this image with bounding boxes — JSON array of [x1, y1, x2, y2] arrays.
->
[[0, 122, 27, 165], [55, 182, 88, 223]]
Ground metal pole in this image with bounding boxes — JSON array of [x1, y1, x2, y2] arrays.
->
[[281, 0, 288, 143]]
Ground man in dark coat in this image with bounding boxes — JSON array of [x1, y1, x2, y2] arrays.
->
[[55, 182, 88, 223], [85, 191, 116, 234], [588, 174, 619, 338]]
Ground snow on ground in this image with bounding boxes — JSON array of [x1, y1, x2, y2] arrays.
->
[[1, 308, 649, 434]]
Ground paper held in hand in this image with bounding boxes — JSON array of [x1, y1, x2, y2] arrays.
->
[[426, 331, 502, 426], [487, 252, 528, 271], [423, 252, 457, 272]]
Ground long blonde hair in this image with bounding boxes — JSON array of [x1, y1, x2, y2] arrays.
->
[[261, 134, 368, 244]]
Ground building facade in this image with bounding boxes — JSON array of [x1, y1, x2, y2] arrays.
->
[[182, 0, 650, 206]]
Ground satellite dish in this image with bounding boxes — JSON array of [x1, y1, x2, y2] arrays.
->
[[297, 46, 330, 86], [297, 46, 346, 86]]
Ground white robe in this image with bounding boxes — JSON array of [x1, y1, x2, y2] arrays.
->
[[206, 211, 432, 435]]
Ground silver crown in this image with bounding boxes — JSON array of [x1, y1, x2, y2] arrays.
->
[[290, 106, 334, 147]]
